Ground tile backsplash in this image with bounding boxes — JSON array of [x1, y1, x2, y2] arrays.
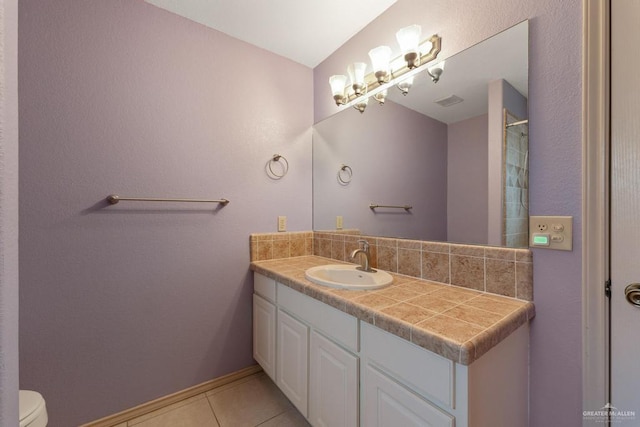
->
[[250, 230, 533, 302]]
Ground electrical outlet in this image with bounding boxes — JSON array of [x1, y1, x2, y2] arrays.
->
[[278, 216, 286, 232], [336, 216, 343, 230], [529, 216, 573, 251]]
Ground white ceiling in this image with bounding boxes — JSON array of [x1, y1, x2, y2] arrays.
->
[[144, 0, 397, 68]]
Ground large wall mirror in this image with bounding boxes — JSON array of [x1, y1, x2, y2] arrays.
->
[[313, 21, 529, 247]]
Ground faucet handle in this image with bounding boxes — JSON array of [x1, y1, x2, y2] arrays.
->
[[357, 239, 369, 251]]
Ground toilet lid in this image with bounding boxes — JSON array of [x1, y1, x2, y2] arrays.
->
[[19, 390, 44, 421]]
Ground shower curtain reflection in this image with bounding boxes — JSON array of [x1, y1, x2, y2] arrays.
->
[[503, 110, 529, 247]]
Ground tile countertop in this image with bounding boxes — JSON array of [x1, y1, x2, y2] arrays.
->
[[251, 256, 535, 366]]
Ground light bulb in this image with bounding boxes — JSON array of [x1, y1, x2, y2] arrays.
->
[[397, 76, 414, 95], [368, 46, 392, 84], [353, 96, 369, 113], [427, 60, 445, 83], [329, 75, 347, 105], [373, 89, 388, 105], [396, 25, 422, 69], [347, 62, 368, 96]]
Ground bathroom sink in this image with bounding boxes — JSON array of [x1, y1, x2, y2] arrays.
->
[[305, 264, 393, 290]]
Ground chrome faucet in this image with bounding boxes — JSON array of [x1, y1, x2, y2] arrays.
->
[[350, 239, 375, 272]]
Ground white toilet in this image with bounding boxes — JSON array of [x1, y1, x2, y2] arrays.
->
[[19, 390, 48, 427]]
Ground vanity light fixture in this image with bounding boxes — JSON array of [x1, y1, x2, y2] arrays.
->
[[427, 61, 445, 83], [328, 25, 441, 113]]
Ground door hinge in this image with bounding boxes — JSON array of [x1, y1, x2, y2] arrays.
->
[[605, 279, 612, 298]]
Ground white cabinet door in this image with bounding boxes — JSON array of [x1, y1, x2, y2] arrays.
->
[[309, 331, 358, 427], [277, 309, 309, 416], [253, 294, 276, 380], [363, 364, 454, 427]]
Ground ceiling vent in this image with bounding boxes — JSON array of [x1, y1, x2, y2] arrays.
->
[[434, 94, 464, 107]]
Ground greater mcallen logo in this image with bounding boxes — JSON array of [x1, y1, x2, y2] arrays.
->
[[583, 403, 636, 423]]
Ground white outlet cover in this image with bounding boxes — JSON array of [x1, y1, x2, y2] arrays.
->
[[529, 216, 573, 251]]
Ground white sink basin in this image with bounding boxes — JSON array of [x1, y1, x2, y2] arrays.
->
[[305, 264, 393, 290]]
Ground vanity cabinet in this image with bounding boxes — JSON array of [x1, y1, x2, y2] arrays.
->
[[253, 273, 359, 426], [252, 272, 529, 427]]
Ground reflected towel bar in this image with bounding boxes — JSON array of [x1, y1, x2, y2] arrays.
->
[[369, 203, 412, 211], [107, 195, 229, 206]]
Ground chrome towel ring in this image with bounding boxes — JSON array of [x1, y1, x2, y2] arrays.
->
[[267, 154, 289, 179], [338, 164, 353, 185]]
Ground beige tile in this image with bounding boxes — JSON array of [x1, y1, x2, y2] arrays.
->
[[414, 314, 485, 344], [374, 286, 422, 302], [442, 305, 505, 328], [409, 327, 462, 362], [331, 239, 345, 261], [421, 251, 450, 283], [316, 238, 331, 258], [257, 241, 274, 261], [405, 295, 459, 313], [207, 374, 292, 427], [429, 287, 481, 303], [485, 247, 515, 260], [129, 396, 218, 427], [516, 262, 533, 301], [397, 239, 421, 249], [258, 408, 311, 426], [376, 237, 397, 248], [305, 238, 314, 256], [450, 255, 484, 291], [290, 238, 306, 257], [379, 302, 436, 324], [485, 259, 516, 298], [352, 293, 397, 310], [273, 240, 290, 259], [464, 295, 523, 316], [515, 249, 533, 263], [397, 248, 421, 277], [449, 244, 484, 257], [398, 280, 446, 294], [422, 241, 449, 254], [376, 245, 397, 272], [128, 394, 209, 425], [374, 310, 412, 341]]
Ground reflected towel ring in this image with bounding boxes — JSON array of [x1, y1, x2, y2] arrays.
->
[[267, 154, 289, 179], [338, 164, 353, 185]]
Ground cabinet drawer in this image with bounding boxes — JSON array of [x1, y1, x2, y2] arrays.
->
[[361, 322, 454, 409], [363, 363, 454, 427], [254, 273, 276, 302], [278, 283, 358, 352]]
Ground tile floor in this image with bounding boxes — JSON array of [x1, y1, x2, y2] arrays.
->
[[114, 372, 310, 427]]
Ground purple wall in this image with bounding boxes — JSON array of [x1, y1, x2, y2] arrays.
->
[[447, 114, 488, 244], [315, 1, 583, 426], [313, 100, 448, 240], [19, 1, 312, 425], [0, 0, 19, 424]]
